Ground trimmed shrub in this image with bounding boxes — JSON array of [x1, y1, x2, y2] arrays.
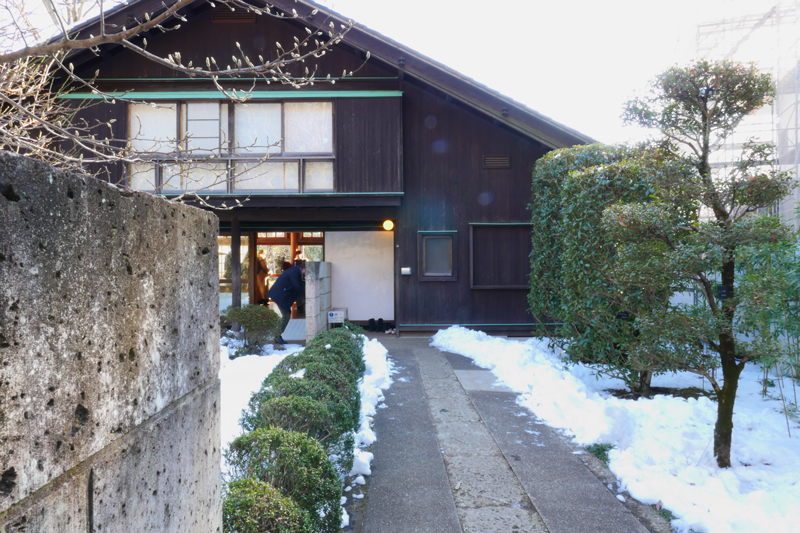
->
[[223, 478, 312, 533], [223, 304, 281, 355], [248, 395, 337, 441], [226, 428, 342, 533]]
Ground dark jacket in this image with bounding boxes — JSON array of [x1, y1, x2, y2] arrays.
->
[[267, 266, 304, 310]]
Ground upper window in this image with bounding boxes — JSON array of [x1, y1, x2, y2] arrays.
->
[[418, 231, 457, 282], [128, 101, 334, 194]]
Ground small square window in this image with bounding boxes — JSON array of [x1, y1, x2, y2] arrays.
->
[[418, 231, 457, 282]]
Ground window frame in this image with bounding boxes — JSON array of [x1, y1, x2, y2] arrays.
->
[[417, 230, 458, 282], [127, 99, 336, 194]]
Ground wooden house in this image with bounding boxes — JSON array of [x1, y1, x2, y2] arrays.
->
[[63, 0, 592, 335]]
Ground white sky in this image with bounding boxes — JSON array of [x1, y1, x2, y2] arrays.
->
[[14, 0, 781, 144], [315, 0, 753, 144]]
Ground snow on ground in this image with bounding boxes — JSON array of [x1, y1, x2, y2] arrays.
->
[[218, 337, 303, 470], [218, 334, 395, 527], [432, 326, 800, 533]]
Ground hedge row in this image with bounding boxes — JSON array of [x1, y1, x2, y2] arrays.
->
[[223, 321, 366, 533]]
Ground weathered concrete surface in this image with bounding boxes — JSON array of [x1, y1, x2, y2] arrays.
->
[[0, 152, 221, 531], [359, 344, 461, 533], [358, 335, 672, 533], [414, 343, 548, 533], [305, 261, 332, 341]]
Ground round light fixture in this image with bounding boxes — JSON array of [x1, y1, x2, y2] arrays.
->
[[382, 220, 394, 231]]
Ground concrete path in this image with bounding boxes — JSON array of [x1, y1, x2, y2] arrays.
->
[[345, 335, 666, 533]]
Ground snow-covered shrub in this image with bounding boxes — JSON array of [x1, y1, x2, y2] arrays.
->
[[226, 428, 342, 533], [222, 304, 281, 357], [222, 478, 312, 533], [241, 327, 365, 474]]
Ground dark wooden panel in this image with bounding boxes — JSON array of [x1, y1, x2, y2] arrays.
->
[[336, 97, 402, 193], [78, 7, 396, 82], [395, 81, 548, 327], [470, 225, 531, 289], [63, 100, 128, 184]]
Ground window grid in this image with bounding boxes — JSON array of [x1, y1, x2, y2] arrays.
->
[[128, 100, 335, 194]]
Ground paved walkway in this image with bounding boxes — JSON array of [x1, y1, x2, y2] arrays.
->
[[344, 335, 670, 533]]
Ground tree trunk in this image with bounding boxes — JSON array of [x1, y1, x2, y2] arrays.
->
[[638, 370, 652, 399], [714, 353, 742, 468], [714, 256, 742, 468]]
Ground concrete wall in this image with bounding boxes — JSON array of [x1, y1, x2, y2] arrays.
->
[[0, 152, 221, 532], [305, 261, 332, 342], [325, 231, 394, 321]]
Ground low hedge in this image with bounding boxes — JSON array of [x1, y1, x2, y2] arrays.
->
[[222, 478, 312, 533], [226, 428, 342, 533], [224, 323, 367, 533]]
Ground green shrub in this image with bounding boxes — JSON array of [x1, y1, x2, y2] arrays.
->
[[226, 428, 342, 533], [248, 395, 337, 441], [222, 478, 311, 533], [242, 373, 358, 443], [585, 443, 614, 466], [223, 305, 281, 355], [341, 319, 365, 335]]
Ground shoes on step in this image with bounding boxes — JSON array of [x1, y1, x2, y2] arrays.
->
[[275, 337, 287, 345]]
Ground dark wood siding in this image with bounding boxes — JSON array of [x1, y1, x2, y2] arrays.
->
[[395, 81, 549, 330], [470, 224, 531, 289], [336, 97, 402, 193], [64, 100, 128, 185], [80, 7, 397, 84]]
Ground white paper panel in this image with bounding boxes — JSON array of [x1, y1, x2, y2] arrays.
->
[[304, 161, 334, 191], [129, 103, 177, 153], [284, 102, 332, 153], [234, 161, 299, 191], [128, 163, 156, 191], [234, 104, 282, 154]]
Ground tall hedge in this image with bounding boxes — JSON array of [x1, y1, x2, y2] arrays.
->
[[529, 144, 664, 393]]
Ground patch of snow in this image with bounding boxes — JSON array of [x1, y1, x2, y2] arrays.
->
[[218, 343, 302, 474], [431, 326, 800, 533]]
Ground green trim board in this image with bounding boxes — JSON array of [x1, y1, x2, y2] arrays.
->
[[59, 90, 403, 100], [468, 222, 532, 226]]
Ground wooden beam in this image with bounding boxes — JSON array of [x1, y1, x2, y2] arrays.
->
[[248, 232, 257, 305], [290, 232, 298, 263], [231, 218, 241, 309]]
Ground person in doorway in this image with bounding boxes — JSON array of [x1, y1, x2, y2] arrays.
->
[[267, 260, 305, 344], [255, 248, 270, 305]]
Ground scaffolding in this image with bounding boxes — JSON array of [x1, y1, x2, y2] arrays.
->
[[696, 0, 800, 225]]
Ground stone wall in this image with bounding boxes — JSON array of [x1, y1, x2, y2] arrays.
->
[[0, 152, 221, 532], [305, 261, 332, 342]]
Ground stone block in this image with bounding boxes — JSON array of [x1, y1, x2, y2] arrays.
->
[[0, 153, 221, 531]]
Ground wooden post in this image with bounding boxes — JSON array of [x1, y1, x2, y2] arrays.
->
[[290, 232, 298, 263], [231, 218, 241, 309], [248, 231, 257, 305]]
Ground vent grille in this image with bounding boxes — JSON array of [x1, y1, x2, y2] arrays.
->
[[483, 155, 511, 169], [212, 8, 257, 23]]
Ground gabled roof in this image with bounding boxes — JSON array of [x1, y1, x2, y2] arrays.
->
[[66, 0, 594, 148]]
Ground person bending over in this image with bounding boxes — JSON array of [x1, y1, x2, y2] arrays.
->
[[267, 261, 305, 344]]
